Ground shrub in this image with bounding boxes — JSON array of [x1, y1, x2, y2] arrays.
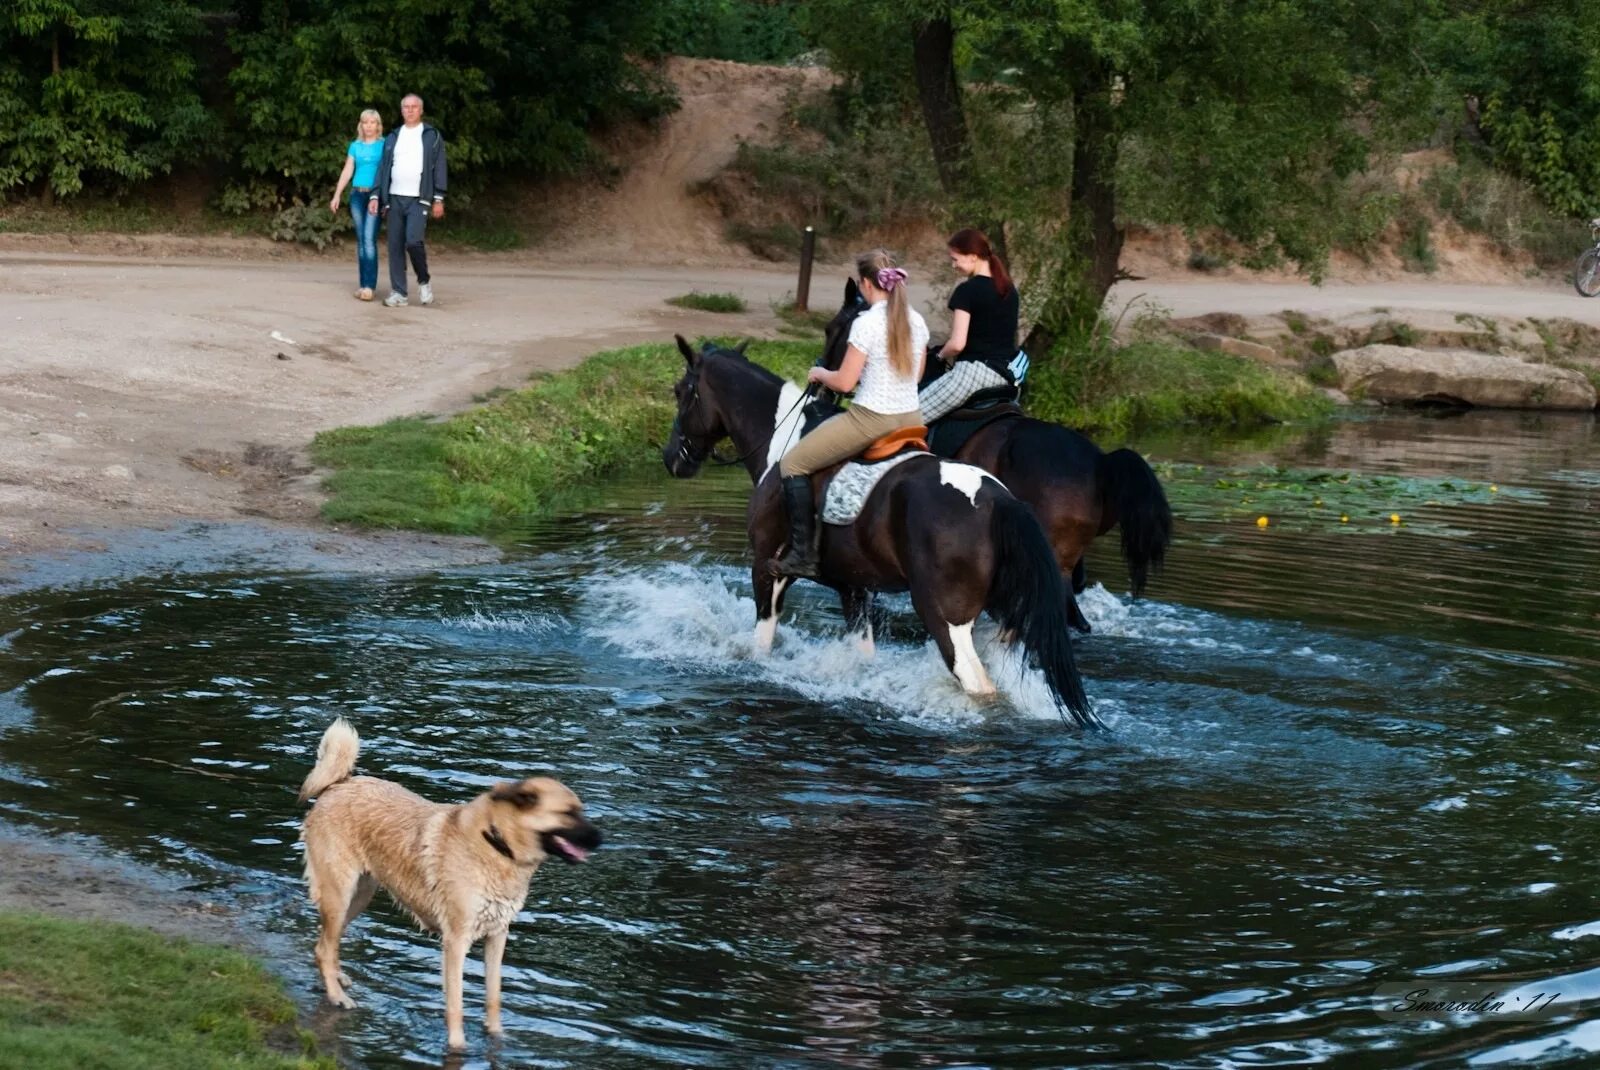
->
[[667, 291, 747, 313]]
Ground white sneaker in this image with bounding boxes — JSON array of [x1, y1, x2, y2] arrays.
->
[[383, 291, 408, 307], [419, 282, 434, 306]]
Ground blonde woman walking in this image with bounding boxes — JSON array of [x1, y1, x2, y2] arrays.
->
[[329, 109, 385, 300]]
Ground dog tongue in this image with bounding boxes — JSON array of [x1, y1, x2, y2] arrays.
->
[[552, 836, 590, 862]]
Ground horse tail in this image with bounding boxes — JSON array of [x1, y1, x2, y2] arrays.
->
[[986, 495, 1097, 728], [1097, 448, 1172, 597]]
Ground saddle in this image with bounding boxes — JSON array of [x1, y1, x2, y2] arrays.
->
[[860, 425, 929, 462], [928, 385, 1023, 458]]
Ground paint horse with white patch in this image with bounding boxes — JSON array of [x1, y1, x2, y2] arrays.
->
[[820, 279, 1173, 634], [662, 335, 1096, 726]]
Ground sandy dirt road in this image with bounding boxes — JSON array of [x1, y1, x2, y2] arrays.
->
[[0, 246, 812, 561], [1109, 276, 1600, 325]]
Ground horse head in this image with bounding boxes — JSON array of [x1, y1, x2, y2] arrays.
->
[[818, 278, 866, 375], [662, 335, 751, 478]]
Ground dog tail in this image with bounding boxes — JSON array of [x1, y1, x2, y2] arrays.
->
[[298, 718, 360, 803]]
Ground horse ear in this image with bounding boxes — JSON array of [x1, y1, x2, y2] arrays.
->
[[675, 334, 698, 366], [844, 278, 860, 305], [734, 339, 750, 355]]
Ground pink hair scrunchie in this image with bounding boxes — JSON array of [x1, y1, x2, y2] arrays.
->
[[875, 267, 908, 292]]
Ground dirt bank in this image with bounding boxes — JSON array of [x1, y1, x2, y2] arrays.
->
[[0, 247, 810, 565]]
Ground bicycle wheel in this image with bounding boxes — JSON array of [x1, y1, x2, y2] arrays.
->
[[1575, 247, 1600, 297]]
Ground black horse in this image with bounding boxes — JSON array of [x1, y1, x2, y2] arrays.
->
[[821, 280, 1172, 632], [661, 335, 1097, 727]]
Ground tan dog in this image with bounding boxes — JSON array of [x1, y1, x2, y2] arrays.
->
[[297, 718, 601, 1050]]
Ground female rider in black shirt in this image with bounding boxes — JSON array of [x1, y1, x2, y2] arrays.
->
[[918, 228, 1022, 422]]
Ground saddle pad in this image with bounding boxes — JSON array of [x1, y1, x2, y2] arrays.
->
[[821, 452, 924, 526]]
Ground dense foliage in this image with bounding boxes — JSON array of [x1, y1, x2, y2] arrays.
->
[[1432, 1, 1600, 219], [0, 0, 213, 200], [0, 0, 1594, 320], [225, 0, 674, 210]]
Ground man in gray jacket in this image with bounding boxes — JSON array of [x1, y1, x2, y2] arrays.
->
[[372, 93, 447, 307]]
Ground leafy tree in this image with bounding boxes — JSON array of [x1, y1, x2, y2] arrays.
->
[[225, 0, 672, 207], [0, 0, 212, 202], [643, 0, 811, 64], [808, 0, 1435, 348], [1432, 1, 1600, 219]]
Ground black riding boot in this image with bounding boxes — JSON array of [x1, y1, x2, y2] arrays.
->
[[772, 475, 820, 579]]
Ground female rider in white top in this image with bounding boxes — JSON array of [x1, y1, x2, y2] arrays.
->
[[772, 248, 928, 578]]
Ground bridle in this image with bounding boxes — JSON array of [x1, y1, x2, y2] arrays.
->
[[670, 351, 814, 470]]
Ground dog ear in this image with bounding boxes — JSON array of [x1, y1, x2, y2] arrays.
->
[[490, 782, 541, 810], [675, 334, 698, 366], [844, 278, 859, 305]]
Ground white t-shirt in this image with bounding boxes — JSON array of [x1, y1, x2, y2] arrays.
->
[[389, 124, 424, 197], [847, 300, 927, 415]]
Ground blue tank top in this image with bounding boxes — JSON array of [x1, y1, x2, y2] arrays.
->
[[348, 139, 382, 189]]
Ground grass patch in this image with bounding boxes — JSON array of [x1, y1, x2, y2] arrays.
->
[[0, 199, 267, 239], [0, 911, 331, 1070], [1026, 338, 1332, 439], [666, 291, 747, 313], [772, 301, 834, 339], [312, 340, 817, 533]]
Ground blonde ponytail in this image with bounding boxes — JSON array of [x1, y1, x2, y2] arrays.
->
[[856, 249, 914, 376]]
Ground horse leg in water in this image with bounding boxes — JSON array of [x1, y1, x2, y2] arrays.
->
[[837, 586, 874, 656], [908, 579, 995, 696], [751, 568, 790, 656]]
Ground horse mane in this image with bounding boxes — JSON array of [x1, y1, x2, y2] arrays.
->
[[700, 343, 785, 389]]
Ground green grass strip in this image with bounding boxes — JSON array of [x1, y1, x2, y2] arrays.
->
[[311, 337, 1328, 534], [666, 291, 747, 313], [311, 340, 816, 532], [0, 911, 332, 1070], [1029, 339, 1331, 439]]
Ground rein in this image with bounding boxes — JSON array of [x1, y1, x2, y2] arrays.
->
[[673, 372, 817, 470]]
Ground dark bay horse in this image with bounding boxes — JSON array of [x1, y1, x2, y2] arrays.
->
[[661, 335, 1097, 727], [822, 280, 1172, 632]]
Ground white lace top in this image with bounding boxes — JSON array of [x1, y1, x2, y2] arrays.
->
[[847, 300, 927, 415]]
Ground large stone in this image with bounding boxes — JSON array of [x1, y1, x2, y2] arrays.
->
[[1191, 332, 1285, 365], [1330, 345, 1597, 411]]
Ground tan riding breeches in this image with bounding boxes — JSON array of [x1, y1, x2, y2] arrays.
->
[[778, 404, 922, 478]]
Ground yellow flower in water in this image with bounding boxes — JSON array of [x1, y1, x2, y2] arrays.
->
[[1314, 498, 1323, 507], [1490, 484, 1499, 493], [1390, 513, 1401, 524], [1340, 514, 1349, 523], [1256, 515, 1269, 528]]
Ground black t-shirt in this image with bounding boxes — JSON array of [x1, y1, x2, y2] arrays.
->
[[948, 276, 1020, 371]]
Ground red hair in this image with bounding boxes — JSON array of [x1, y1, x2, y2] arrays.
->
[[948, 228, 1012, 299]]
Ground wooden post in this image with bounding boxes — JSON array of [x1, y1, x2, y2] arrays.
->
[[795, 226, 816, 313]]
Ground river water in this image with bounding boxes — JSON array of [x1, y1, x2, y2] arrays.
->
[[1, 410, 1597, 1068]]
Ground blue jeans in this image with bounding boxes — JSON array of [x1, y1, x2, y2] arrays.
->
[[349, 190, 379, 290]]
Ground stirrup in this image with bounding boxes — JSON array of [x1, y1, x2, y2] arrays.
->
[[769, 548, 819, 579]]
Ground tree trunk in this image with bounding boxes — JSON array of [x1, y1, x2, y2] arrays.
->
[[910, 16, 1006, 256], [40, 33, 60, 207], [1022, 78, 1123, 356], [912, 16, 969, 200]]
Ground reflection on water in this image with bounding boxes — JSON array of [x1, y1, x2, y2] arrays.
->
[[1, 410, 1598, 1068]]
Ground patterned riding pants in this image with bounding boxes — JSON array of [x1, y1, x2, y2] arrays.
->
[[918, 360, 1012, 422]]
